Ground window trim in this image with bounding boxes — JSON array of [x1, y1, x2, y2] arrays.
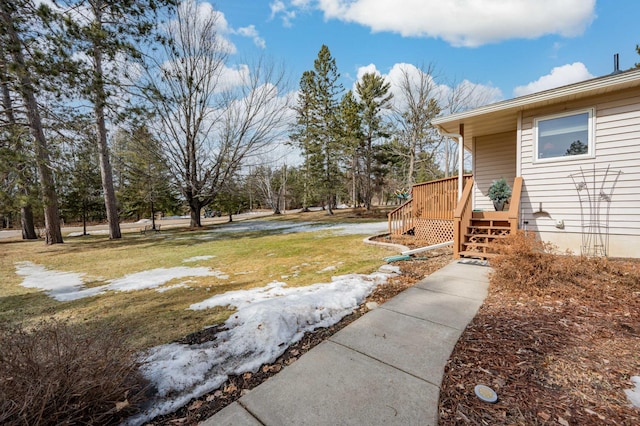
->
[[533, 108, 595, 164]]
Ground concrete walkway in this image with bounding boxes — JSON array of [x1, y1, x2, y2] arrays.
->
[[201, 259, 490, 426]]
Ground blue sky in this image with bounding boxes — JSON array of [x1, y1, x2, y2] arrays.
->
[[209, 0, 639, 103]]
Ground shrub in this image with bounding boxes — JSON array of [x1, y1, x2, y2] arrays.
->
[[490, 231, 639, 297], [0, 320, 149, 425], [487, 177, 512, 202]]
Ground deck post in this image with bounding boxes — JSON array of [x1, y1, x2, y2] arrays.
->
[[458, 123, 464, 198]]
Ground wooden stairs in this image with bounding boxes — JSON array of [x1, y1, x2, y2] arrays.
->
[[454, 177, 522, 261], [459, 212, 511, 260]]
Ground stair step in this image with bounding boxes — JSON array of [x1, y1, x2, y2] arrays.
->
[[470, 218, 510, 223], [465, 232, 508, 238], [463, 242, 497, 248], [459, 250, 498, 259], [464, 236, 507, 243], [467, 225, 511, 231]]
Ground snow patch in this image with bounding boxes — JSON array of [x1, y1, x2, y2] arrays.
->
[[317, 262, 344, 274], [132, 265, 400, 423], [15, 261, 87, 300], [625, 376, 640, 408], [182, 255, 216, 263], [15, 262, 227, 301]]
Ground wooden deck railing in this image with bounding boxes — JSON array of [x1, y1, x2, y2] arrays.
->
[[411, 174, 472, 220], [388, 198, 414, 236], [453, 177, 475, 258], [508, 177, 523, 233], [388, 175, 472, 237]]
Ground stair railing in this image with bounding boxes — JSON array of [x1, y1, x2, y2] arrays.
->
[[453, 177, 475, 258], [388, 198, 414, 236]]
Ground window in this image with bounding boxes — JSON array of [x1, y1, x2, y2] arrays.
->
[[534, 109, 593, 161]]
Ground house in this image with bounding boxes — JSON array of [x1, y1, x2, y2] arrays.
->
[[390, 65, 640, 259]]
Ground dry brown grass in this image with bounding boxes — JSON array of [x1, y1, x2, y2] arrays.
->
[[439, 231, 640, 425], [0, 215, 396, 424], [0, 320, 148, 425]]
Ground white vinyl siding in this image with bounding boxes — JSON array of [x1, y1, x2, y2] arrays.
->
[[472, 131, 517, 211], [519, 87, 640, 252]]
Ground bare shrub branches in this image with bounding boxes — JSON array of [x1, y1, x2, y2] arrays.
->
[[0, 320, 148, 425]]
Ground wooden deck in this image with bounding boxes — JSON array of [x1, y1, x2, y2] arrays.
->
[[389, 175, 523, 260], [388, 175, 472, 245]]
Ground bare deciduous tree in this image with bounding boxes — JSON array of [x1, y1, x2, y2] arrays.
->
[[252, 164, 287, 214], [441, 78, 498, 176], [144, 0, 291, 227], [391, 63, 443, 187]]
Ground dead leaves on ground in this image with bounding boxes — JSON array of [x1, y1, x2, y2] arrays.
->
[[439, 255, 640, 425]]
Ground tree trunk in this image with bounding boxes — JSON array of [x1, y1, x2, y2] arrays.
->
[[82, 198, 87, 236], [20, 205, 37, 239], [92, 10, 121, 239], [1, 54, 37, 240], [190, 204, 202, 227], [151, 200, 156, 230], [1, 5, 63, 244], [407, 137, 416, 188], [365, 137, 372, 210]]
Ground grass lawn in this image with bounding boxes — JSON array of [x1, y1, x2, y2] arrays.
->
[[0, 211, 394, 351]]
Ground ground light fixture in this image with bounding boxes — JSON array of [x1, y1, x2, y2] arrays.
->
[[474, 384, 498, 403]]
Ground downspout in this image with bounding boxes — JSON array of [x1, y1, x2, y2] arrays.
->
[[436, 127, 465, 198]]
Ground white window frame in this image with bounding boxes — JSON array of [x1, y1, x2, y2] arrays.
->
[[533, 108, 595, 163]]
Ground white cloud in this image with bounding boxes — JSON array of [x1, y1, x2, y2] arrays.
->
[[513, 62, 594, 97], [236, 25, 267, 49], [270, 0, 297, 26], [288, 0, 595, 47], [356, 63, 380, 80], [168, 1, 237, 54], [352, 62, 501, 113]]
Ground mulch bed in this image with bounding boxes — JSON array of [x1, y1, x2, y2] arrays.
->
[[439, 253, 640, 425], [147, 248, 452, 425]]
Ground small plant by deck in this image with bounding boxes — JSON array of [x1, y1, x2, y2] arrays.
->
[[487, 177, 512, 211]]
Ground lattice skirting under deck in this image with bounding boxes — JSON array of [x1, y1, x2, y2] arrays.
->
[[413, 219, 454, 245]]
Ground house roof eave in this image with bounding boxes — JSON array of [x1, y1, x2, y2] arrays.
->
[[432, 67, 640, 138]]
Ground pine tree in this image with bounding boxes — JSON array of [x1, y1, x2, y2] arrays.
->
[[338, 90, 363, 207], [0, 52, 38, 238], [290, 70, 318, 211], [53, 0, 178, 239], [59, 132, 104, 236], [297, 45, 344, 214], [112, 125, 180, 227], [0, 0, 63, 243], [355, 72, 393, 210]]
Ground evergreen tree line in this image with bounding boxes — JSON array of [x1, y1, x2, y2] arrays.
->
[[288, 45, 486, 215], [0, 0, 489, 244]]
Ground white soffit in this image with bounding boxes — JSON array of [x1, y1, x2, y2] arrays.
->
[[433, 68, 640, 139]]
